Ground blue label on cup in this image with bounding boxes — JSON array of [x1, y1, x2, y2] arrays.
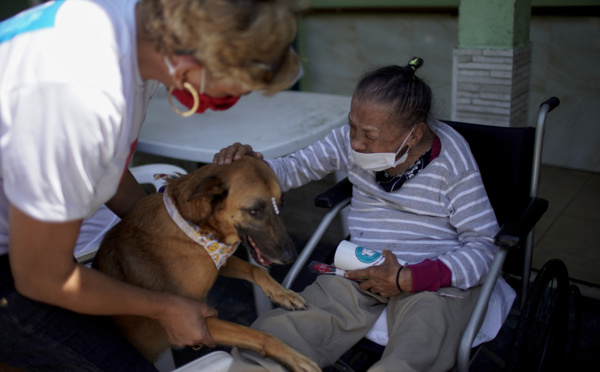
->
[[355, 246, 382, 264]]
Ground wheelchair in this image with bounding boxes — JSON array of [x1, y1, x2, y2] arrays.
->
[[279, 97, 582, 372]]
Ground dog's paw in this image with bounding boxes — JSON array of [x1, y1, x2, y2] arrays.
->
[[279, 347, 321, 372], [265, 287, 308, 311], [287, 356, 321, 372]]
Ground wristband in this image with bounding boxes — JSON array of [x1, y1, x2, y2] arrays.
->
[[396, 267, 403, 292]]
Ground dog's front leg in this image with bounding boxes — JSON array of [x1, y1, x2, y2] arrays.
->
[[206, 317, 321, 372], [220, 257, 307, 311]]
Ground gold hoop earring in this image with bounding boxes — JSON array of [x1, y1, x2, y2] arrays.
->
[[167, 82, 199, 117]]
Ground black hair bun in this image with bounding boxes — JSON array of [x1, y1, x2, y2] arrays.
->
[[407, 57, 424, 73]]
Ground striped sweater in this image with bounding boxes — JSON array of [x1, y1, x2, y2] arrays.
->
[[267, 118, 499, 290]]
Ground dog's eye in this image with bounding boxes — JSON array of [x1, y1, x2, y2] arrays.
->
[[248, 209, 263, 218]]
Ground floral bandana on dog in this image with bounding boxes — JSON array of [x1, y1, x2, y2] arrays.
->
[[162, 187, 239, 269]]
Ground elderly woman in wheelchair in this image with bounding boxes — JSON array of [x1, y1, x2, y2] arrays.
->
[[214, 58, 513, 372]]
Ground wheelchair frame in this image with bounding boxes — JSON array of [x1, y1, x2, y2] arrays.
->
[[281, 97, 580, 372]]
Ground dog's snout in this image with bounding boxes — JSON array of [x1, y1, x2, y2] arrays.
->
[[278, 238, 297, 265], [280, 246, 297, 264]]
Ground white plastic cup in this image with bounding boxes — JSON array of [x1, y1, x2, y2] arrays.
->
[[334, 240, 407, 270]]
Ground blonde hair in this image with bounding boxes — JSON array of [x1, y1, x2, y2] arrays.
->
[[138, 0, 303, 93]]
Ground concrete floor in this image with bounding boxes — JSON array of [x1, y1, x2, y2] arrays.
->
[[533, 165, 600, 291]]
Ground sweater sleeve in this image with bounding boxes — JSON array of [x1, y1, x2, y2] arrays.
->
[[266, 126, 351, 191], [408, 259, 452, 293], [437, 169, 499, 289]]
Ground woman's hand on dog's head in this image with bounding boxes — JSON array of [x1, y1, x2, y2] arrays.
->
[[156, 295, 218, 349], [213, 142, 264, 165]]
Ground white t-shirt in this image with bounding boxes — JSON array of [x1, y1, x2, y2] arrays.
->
[[0, 0, 159, 255]]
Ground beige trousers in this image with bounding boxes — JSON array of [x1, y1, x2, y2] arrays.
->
[[229, 275, 481, 372]]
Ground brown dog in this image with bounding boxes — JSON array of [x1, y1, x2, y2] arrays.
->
[[93, 156, 320, 372]]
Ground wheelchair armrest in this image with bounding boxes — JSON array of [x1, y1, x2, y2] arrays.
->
[[494, 197, 549, 250], [315, 177, 352, 208]]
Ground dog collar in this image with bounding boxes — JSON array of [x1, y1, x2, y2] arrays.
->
[[162, 190, 239, 269]]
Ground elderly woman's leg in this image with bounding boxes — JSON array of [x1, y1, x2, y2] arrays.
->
[[369, 286, 482, 372], [229, 275, 387, 371]]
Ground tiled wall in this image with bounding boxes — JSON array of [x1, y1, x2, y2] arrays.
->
[[452, 45, 531, 127], [300, 13, 600, 172]]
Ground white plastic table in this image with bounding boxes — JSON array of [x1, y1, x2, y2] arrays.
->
[[137, 88, 351, 162]]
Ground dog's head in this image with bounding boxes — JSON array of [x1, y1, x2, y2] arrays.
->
[[165, 156, 296, 267]]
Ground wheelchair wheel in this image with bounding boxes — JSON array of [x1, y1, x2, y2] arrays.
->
[[505, 259, 570, 372], [565, 284, 582, 369]]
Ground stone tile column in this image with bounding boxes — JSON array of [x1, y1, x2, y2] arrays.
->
[[452, 0, 532, 128], [452, 44, 531, 127]]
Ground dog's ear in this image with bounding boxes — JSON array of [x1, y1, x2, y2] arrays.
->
[[188, 175, 229, 204], [174, 175, 229, 226]]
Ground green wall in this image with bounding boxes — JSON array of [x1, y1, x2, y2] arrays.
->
[[458, 0, 532, 49], [308, 0, 599, 8], [303, 0, 598, 50]]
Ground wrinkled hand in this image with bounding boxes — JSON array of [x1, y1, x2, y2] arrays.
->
[[157, 295, 218, 349], [213, 142, 264, 164], [345, 250, 411, 297]]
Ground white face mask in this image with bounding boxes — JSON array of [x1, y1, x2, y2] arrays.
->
[[350, 125, 416, 172]]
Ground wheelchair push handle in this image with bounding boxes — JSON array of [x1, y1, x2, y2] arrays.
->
[[540, 96, 560, 113]]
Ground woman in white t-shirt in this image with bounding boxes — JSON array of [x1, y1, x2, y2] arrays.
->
[[0, 0, 301, 370]]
